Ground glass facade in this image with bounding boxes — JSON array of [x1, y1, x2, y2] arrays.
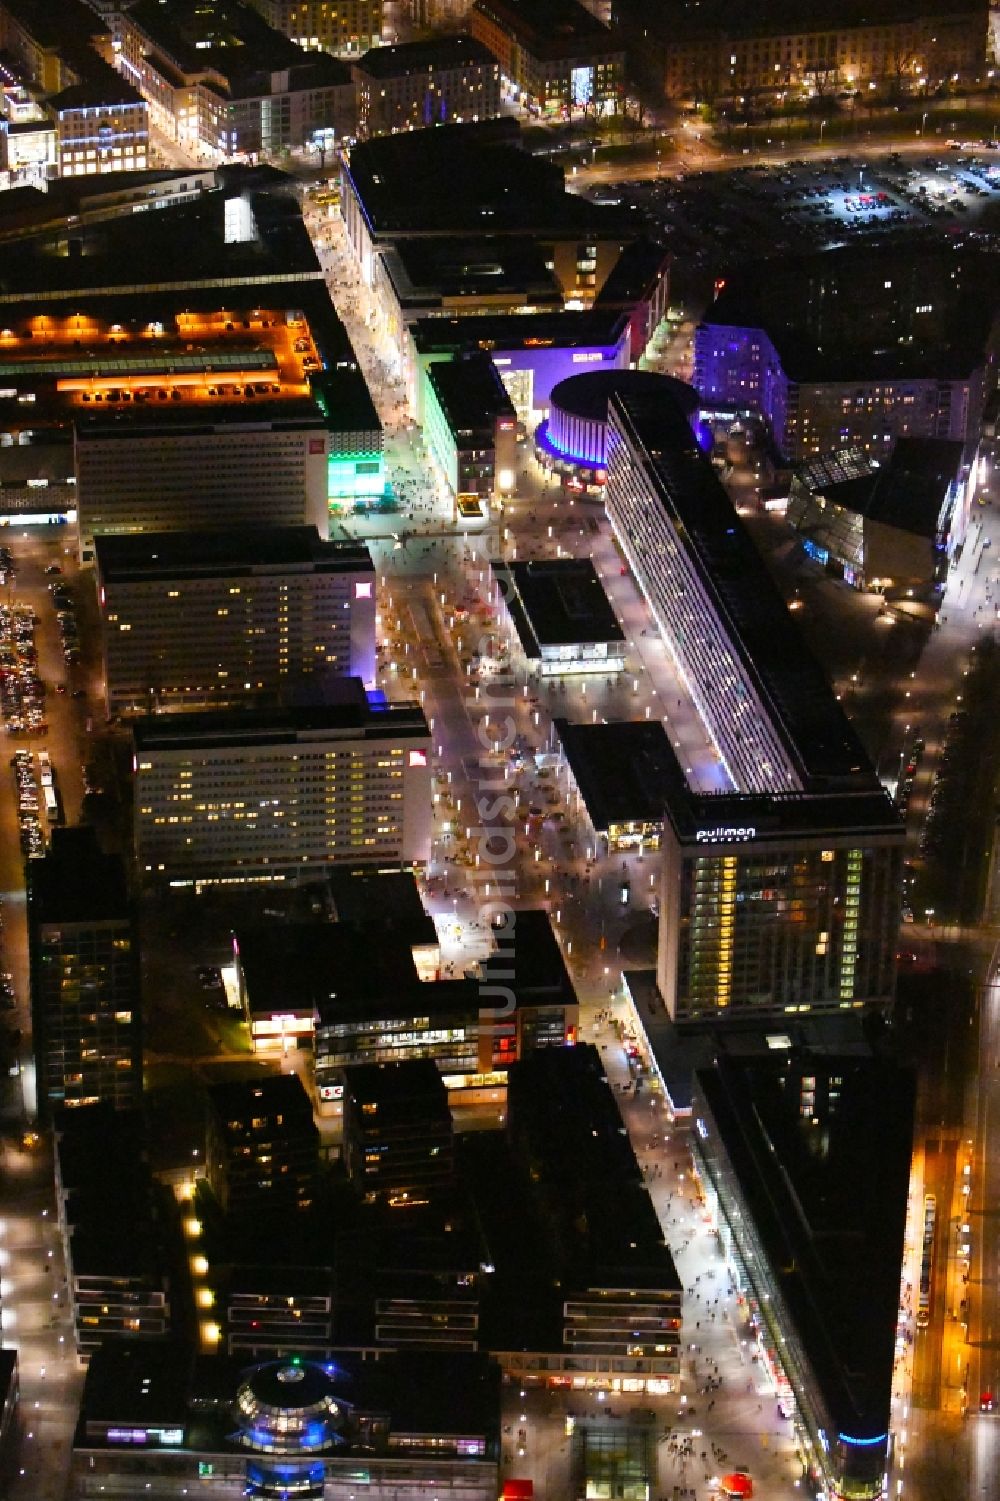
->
[[664, 836, 901, 1021]]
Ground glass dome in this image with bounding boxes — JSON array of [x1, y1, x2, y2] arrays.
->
[[234, 1359, 350, 1455]]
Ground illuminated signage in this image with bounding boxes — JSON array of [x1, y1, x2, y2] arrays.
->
[[409, 749, 428, 768], [695, 826, 756, 844], [319, 1084, 344, 1101], [355, 580, 373, 600], [571, 351, 604, 364]]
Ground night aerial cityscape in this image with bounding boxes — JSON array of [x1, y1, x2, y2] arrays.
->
[[0, 0, 998, 1499]]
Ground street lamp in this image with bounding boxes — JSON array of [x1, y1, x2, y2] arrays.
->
[[819, 119, 827, 145], [921, 111, 929, 136]]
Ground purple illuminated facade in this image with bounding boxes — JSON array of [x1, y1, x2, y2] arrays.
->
[[536, 369, 700, 484]]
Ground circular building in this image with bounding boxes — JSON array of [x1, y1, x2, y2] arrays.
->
[[235, 1357, 350, 1450], [535, 370, 700, 487]]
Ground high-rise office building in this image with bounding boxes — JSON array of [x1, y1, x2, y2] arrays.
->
[[27, 827, 141, 1118], [96, 527, 376, 714], [132, 679, 433, 883]]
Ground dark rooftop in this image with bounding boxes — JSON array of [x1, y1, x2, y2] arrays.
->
[[325, 867, 437, 948], [426, 352, 516, 437], [343, 120, 635, 240], [479, 908, 577, 1010], [865, 436, 965, 536], [553, 718, 675, 830], [343, 1057, 451, 1111], [208, 1071, 314, 1129], [471, 0, 621, 57], [593, 236, 671, 309], [492, 557, 624, 653], [610, 388, 886, 791], [702, 243, 996, 383], [131, 682, 429, 752], [694, 1043, 915, 1441], [27, 826, 129, 926], [551, 368, 698, 425], [94, 527, 373, 583], [507, 1044, 682, 1294], [409, 307, 628, 356], [77, 1341, 193, 1436], [383, 236, 563, 309], [356, 34, 498, 78]]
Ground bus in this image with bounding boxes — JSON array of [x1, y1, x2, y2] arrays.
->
[[37, 750, 53, 787], [917, 1194, 936, 1329], [42, 784, 61, 824]]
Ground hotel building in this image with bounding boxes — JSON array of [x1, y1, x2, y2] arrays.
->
[[95, 527, 377, 714], [469, 0, 624, 116], [353, 36, 501, 139], [604, 386, 904, 1020], [132, 680, 432, 884]]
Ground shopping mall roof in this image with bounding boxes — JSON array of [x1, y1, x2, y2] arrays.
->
[[325, 867, 437, 948], [553, 718, 674, 830], [693, 1043, 914, 1442], [382, 236, 563, 311], [610, 387, 885, 791], [344, 119, 634, 240], [551, 368, 697, 425], [492, 557, 624, 654]]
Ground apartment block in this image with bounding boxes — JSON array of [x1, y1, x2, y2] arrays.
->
[[469, 0, 624, 117], [132, 679, 432, 883], [95, 527, 376, 714], [342, 1059, 455, 1203], [354, 36, 501, 139], [206, 1073, 319, 1218], [27, 827, 141, 1119], [247, 0, 382, 58]]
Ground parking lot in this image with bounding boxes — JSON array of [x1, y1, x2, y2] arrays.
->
[[585, 148, 1000, 270]]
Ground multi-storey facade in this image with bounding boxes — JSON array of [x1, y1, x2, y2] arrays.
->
[[469, 0, 624, 116], [74, 403, 331, 560], [132, 682, 432, 883], [342, 1058, 455, 1202], [424, 353, 517, 510], [695, 320, 979, 461], [27, 828, 141, 1119], [247, 0, 382, 58], [95, 527, 376, 714], [206, 1074, 319, 1217], [354, 37, 501, 139], [657, 793, 904, 1021], [604, 386, 905, 1020], [117, 0, 354, 156], [0, 0, 148, 177]]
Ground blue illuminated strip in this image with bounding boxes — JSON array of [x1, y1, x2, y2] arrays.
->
[[838, 1432, 888, 1447], [535, 420, 603, 474]]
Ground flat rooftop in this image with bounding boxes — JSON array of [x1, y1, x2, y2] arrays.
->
[[479, 908, 577, 1009], [694, 1043, 915, 1441], [384, 236, 562, 309], [208, 1071, 314, 1128], [492, 557, 624, 653], [132, 682, 429, 751], [343, 1057, 451, 1111], [356, 34, 497, 77], [507, 1044, 681, 1294], [27, 827, 129, 925], [236, 921, 474, 1023], [94, 527, 373, 583], [409, 307, 628, 356], [325, 867, 438, 948], [426, 353, 516, 437], [344, 120, 635, 240], [865, 436, 965, 536], [610, 388, 884, 790], [553, 718, 674, 829]]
